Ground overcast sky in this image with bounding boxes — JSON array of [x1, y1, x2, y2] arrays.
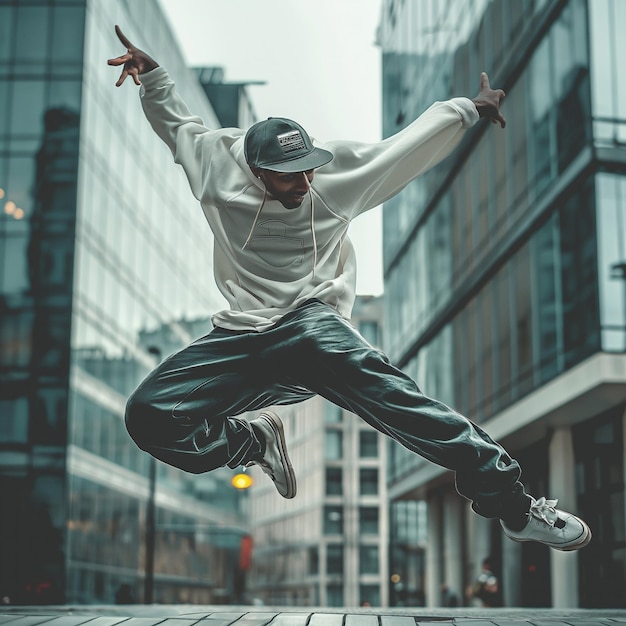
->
[[158, 0, 384, 295]]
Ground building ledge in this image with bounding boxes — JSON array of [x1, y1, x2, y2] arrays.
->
[[388, 351, 626, 501]]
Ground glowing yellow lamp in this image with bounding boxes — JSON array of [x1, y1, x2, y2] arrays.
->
[[231, 473, 254, 490]]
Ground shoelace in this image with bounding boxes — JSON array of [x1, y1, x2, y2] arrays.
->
[[528, 497, 565, 529]]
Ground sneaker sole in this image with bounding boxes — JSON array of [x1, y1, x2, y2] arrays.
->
[[260, 411, 297, 499]]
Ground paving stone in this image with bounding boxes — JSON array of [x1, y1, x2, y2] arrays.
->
[[3, 606, 626, 625]]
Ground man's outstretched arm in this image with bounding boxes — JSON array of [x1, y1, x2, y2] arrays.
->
[[106, 25, 222, 202]]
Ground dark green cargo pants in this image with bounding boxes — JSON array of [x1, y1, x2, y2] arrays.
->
[[125, 298, 529, 519]]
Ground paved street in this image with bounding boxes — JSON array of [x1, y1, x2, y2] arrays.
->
[[2, 605, 626, 626]]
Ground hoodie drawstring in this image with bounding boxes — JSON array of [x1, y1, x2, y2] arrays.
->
[[242, 187, 268, 250], [309, 189, 317, 278]]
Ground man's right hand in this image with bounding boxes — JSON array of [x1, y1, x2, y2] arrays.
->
[[107, 25, 159, 87]]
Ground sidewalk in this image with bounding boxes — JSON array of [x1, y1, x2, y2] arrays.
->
[[2, 604, 626, 625]]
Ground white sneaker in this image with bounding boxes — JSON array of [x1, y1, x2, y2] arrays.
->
[[501, 497, 591, 551], [247, 411, 296, 499]]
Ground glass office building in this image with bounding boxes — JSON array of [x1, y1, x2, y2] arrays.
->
[[379, 0, 626, 608], [0, 0, 252, 604]]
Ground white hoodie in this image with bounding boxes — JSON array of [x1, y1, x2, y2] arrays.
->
[[139, 67, 479, 331]]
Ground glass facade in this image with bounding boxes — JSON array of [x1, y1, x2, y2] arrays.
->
[[1, 0, 87, 604], [380, 0, 626, 608], [381, 0, 606, 426], [0, 0, 248, 605], [380, 0, 622, 480]]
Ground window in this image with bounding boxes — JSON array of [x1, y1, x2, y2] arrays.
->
[[0, 310, 35, 368], [324, 506, 343, 535], [15, 5, 49, 64], [10, 80, 47, 136], [533, 214, 560, 383], [0, 6, 13, 62], [326, 467, 343, 496], [596, 174, 626, 352], [326, 584, 343, 607], [325, 404, 343, 423], [325, 430, 343, 460], [360, 468, 378, 495], [513, 243, 533, 397], [360, 584, 381, 607], [326, 544, 343, 575], [31, 387, 68, 445], [559, 181, 600, 368], [308, 546, 319, 575], [493, 265, 512, 412], [51, 5, 86, 66], [0, 398, 29, 443], [359, 431, 378, 457], [359, 545, 379, 574], [359, 507, 379, 535]]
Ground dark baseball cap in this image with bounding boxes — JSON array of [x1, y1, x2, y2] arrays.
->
[[244, 117, 333, 173]]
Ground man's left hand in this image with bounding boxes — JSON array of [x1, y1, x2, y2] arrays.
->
[[472, 72, 506, 128]]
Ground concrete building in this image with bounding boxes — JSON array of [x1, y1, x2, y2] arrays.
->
[[194, 67, 261, 131], [247, 296, 390, 607], [378, 0, 626, 609], [0, 0, 256, 605]]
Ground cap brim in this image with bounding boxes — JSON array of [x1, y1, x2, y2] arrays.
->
[[260, 147, 334, 173]]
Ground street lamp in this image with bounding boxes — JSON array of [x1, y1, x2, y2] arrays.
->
[[140, 340, 251, 604], [231, 473, 254, 490], [144, 346, 161, 604]]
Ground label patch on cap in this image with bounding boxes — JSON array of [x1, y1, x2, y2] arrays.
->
[[277, 130, 306, 154]]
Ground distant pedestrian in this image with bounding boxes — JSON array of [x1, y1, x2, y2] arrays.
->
[[471, 557, 502, 608], [108, 24, 591, 552]]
